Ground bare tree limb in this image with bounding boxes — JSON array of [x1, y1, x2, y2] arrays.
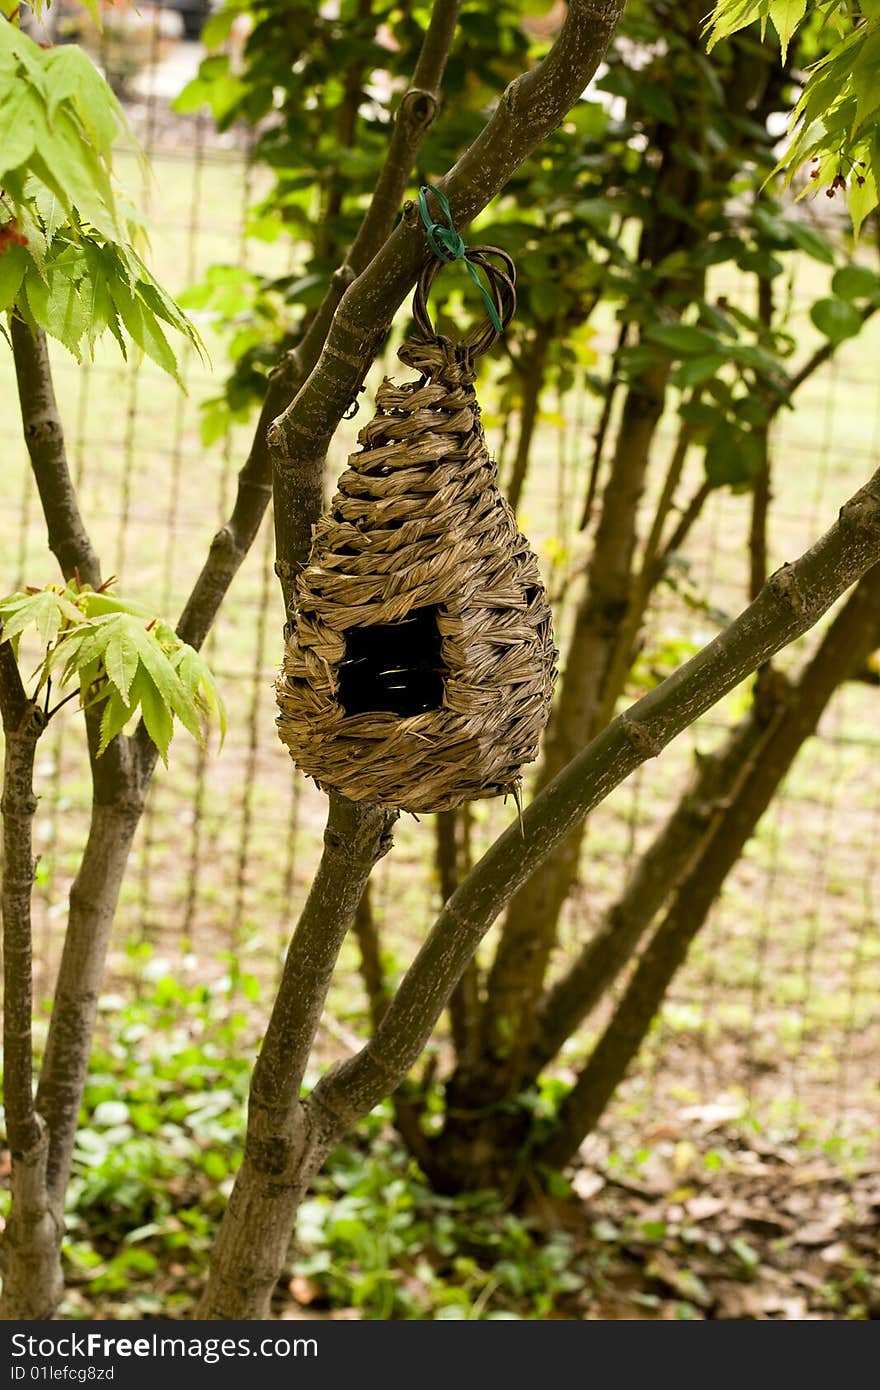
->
[[506, 327, 552, 511], [10, 317, 101, 590], [748, 275, 776, 602], [538, 558, 880, 1170], [251, 796, 397, 1121], [528, 706, 769, 1074], [579, 317, 628, 531], [654, 477, 713, 573]]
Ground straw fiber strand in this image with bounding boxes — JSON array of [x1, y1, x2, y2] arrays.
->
[[277, 332, 557, 813]]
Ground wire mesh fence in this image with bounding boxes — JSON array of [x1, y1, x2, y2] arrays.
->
[[1, 12, 878, 1156]]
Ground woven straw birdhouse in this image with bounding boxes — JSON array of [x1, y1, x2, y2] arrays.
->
[[276, 246, 557, 813]]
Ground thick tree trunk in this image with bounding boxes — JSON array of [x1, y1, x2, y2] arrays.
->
[[9, 317, 100, 589], [198, 1119, 329, 1320]]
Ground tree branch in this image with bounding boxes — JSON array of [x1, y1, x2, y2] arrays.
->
[[268, 0, 629, 612], [303, 463, 880, 1140], [0, 629, 63, 1318], [748, 274, 775, 601], [9, 317, 101, 590], [579, 317, 628, 531], [0, 629, 44, 1157], [249, 795, 397, 1130], [528, 705, 769, 1075], [34, 788, 146, 1208], [538, 558, 880, 1170], [654, 477, 712, 574], [199, 794, 396, 1318], [506, 327, 551, 511], [640, 409, 698, 582], [344, 0, 462, 280]]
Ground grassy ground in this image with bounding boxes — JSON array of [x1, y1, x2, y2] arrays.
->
[[1, 111, 879, 1318]]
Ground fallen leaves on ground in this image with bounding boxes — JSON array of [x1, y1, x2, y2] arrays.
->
[[534, 1112, 880, 1320]]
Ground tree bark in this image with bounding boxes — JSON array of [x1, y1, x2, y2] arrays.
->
[[351, 882, 390, 1031], [199, 797, 396, 1319], [0, 640, 63, 1318], [35, 780, 147, 1207], [10, 317, 100, 589]]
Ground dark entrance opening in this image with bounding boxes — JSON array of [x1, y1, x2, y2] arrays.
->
[[338, 606, 445, 718]]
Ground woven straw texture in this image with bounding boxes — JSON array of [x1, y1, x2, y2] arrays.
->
[[276, 332, 557, 813]]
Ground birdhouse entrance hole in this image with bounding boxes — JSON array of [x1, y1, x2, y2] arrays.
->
[[338, 607, 445, 718]]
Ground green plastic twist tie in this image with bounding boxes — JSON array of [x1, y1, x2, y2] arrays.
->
[[417, 184, 504, 335]]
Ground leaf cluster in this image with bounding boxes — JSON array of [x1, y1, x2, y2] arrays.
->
[[0, 15, 203, 375], [0, 580, 225, 763], [706, 0, 880, 231]]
